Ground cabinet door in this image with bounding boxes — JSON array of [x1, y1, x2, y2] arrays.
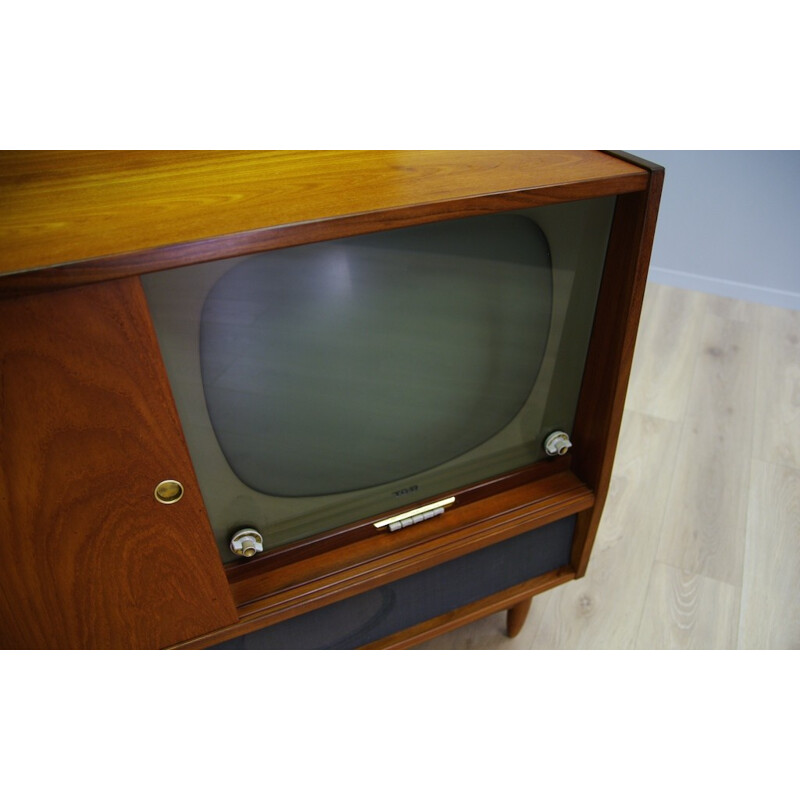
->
[[0, 278, 238, 648]]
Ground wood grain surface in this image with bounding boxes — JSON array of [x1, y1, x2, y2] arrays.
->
[[753, 305, 800, 470], [0, 150, 647, 276], [635, 562, 740, 648], [625, 282, 707, 421], [739, 460, 800, 648], [0, 278, 238, 648], [656, 311, 757, 585]]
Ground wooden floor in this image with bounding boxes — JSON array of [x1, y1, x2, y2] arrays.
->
[[416, 283, 800, 649]]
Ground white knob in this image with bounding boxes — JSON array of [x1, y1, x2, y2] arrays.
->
[[230, 528, 264, 558], [544, 431, 573, 457]]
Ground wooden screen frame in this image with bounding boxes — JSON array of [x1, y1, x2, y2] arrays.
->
[[0, 151, 663, 649]]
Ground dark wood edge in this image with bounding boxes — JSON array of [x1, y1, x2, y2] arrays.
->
[[0, 173, 648, 298], [171, 474, 593, 649], [360, 567, 575, 649], [602, 150, 666, 175], [225, 457, 571, 578], [568, 161, 664, 576]]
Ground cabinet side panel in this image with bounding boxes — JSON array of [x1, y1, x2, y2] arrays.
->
[[0, 278, 237, 648], [570, 168, 664, 575]]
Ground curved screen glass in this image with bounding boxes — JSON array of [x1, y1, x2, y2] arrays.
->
[[199, 214, 552, 497]]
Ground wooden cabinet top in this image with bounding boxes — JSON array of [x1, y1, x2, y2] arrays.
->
[[0, 150, 648, 277]]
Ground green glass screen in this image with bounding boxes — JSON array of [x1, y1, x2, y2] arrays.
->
[[199, 215, 551, 497]]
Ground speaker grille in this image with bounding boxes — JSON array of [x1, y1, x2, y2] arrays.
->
[[211, 515, 575, 649]]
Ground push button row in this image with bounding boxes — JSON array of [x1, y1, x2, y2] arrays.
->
[[388, 506, 445, 532]]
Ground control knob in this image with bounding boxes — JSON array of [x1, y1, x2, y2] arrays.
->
[[543, 431, 573, 456], [230, 528, 264, 558]]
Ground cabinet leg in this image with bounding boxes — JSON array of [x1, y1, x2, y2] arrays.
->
[[506, 597, 533, 638]]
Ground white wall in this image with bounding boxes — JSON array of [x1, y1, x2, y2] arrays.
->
[[630, 150, 800, 310]]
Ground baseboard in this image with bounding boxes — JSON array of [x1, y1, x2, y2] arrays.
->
[[649, 266, 800, 311]]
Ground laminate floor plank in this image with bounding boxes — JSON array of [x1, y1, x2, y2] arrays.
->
[[752, 305, 800, 471], [634, 562, 740, 649], [738, 461, 800, 649], [655, 309, 757, 586], [625, 282, 706, 421], [705, 292, 762, 324]]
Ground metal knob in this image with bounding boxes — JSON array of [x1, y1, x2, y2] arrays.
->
[[154, 479, 184, 504], [230, 528, 264, 558], [544, 431, 573, 457]]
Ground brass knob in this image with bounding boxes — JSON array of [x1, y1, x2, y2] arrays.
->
[[155, 479, 184, 504]]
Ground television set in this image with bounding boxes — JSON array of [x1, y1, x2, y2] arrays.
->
[[142, 197, 614, 564], [0, 150, 663, 649]]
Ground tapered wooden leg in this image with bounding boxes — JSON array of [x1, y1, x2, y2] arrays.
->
[[506, 597, 533, 638]]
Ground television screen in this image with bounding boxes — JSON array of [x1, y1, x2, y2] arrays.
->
[[142, 196, 615, 561], [200, 214, 551, 496]]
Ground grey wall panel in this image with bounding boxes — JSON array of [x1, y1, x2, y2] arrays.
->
[[631, 150, 800, 309]]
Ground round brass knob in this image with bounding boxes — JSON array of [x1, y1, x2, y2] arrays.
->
[[154, 479, 184, 504]]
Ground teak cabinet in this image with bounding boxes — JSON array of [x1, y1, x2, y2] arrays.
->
[[0, 151, 662, 649]]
